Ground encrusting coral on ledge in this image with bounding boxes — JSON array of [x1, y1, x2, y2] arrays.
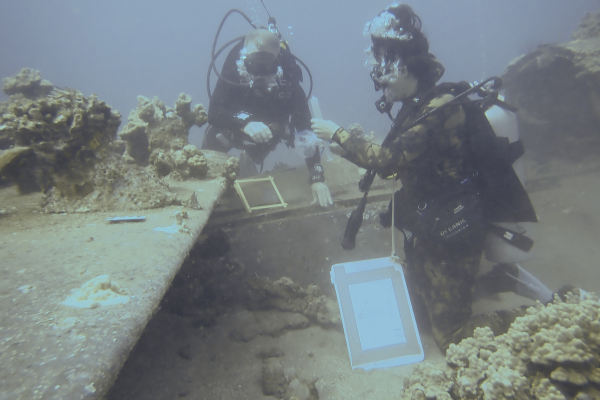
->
[[401, 291, 600, 400], [0, 69, 237, 213]]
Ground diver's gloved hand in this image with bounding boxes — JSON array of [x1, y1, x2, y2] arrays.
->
[[311, 182, 333, 207], [244, 121, 273, 143], [311, 119, 340, 142]]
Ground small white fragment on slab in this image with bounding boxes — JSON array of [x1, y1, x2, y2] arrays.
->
[[52, 317, 77, 331], [18, 284, 34, 293], [106, 216, 146, 223], [153, 225, 180, 234]]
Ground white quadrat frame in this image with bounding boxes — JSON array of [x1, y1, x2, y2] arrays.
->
[[233, 176, 288, 213]]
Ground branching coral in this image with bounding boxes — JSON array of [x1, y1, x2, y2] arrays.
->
[[402, 362, 454, 400], [1, 69, 122, 195], [401, 291, 600, 400], [118, 94, 208, 180], [2, 68, 53, 98], [0, 69, 217, 213]]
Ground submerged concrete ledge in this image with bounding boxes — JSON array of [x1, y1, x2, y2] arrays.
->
[[0, 178, 226, 399]]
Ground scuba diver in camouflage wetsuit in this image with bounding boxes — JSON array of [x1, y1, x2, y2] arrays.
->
[[312, 4, 556, 351]]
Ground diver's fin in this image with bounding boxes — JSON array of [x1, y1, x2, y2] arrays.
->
[[505, 264, 553, 303]]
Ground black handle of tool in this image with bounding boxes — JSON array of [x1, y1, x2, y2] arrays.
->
[[341, 170, 376, 250], [487, 223, 534, 253]]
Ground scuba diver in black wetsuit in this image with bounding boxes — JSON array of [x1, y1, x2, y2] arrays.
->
[[204, 10, 332, 207]]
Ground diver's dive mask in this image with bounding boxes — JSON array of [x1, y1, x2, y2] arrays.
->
[[366, 35, 408, 92], [365, 5, 421, 93], [370, 58, 402, 92], [244, 51, 279, 76]]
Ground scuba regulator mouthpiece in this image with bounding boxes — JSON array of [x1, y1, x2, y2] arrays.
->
[[244, 52, 279, 76], [369, 58, 402, 92], [375, 94, 393, 115]]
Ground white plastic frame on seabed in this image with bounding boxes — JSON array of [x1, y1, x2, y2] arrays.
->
[[330, 257, 424, 370], [233, 176, 287, 213]]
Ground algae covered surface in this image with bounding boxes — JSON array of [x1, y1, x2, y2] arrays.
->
[[104, 156, 600, 400], [0, 177, 228, 399], [0, 69, 238, 399]]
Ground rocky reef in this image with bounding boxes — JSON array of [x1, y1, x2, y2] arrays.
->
[[0, 68, 235, 213], [502, 11, 600, 161], [401, 291, 600, 400]]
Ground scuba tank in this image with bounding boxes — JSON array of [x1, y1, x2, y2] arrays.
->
[[485, 95, 524, 183], [484, 96, 537, 264]]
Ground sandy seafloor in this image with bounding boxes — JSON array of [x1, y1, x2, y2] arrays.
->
[[98, 154, 600, 400]]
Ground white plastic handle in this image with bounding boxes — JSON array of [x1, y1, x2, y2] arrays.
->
[[310, 96, 323, 119]]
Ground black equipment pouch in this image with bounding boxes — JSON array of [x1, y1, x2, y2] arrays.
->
[[381, 181, 484, 247], [418, 190, 483, 246]]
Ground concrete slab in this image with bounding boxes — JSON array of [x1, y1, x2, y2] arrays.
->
[[0, 178, 226, 400]]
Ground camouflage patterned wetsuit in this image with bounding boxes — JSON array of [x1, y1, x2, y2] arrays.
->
[[332, 92, 528, 351]]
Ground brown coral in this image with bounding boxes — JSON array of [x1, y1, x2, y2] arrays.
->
[[402, 362, 454, 400], [117, 94, 209, 180], [1, 71, 121, 195], [401, 291, 600, 400], [2, 68, 53, 98], [0, 69, 217, 213]]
